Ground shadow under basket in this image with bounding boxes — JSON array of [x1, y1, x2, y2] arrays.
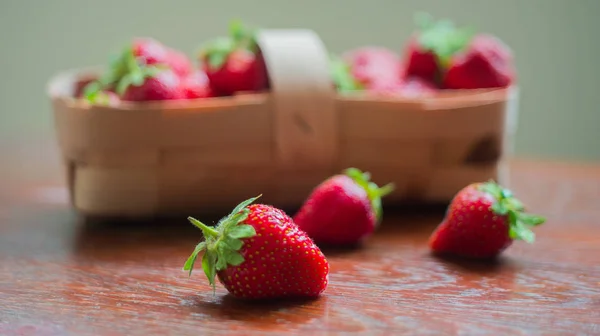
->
[[47, 29, 519, 218]]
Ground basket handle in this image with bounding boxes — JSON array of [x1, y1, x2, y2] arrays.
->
[[256, 29, 337, 170]]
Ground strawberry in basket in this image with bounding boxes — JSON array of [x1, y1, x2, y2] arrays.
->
[[82, 37, 205, 102], [442, 34, 515, 89], [400, 13, 474, 85], [342, 47, 401, 89], [197, 20, 269, 96], [400, 13, 515, 90]]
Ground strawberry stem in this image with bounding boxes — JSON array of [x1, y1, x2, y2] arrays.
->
[[479, 180, 546, 243], [183, 195, 261, 295], [188, 217, 219, 237], [344, 168, 395, 223]]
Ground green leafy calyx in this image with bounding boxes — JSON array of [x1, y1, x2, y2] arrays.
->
[[478, 180, 546, 243], [183, 195, 261, 294], [199, 19, 259, 71], [329, 54, 363, 94], [344, 168, 394, 223], [414, 12, 476, 69]]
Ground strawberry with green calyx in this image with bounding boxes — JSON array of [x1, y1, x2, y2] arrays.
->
[[82, 38, 192, 103], [400, 12, 474, 84], [107, 48, 183, 102], [183, 195, 329, 300], [429, 180, 546, 259], [293, 168, 395, 246], [198, 20, 268, 96]]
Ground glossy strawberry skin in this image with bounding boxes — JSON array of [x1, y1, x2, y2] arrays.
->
[[294, 175, 376, 246], [121, 70, 184, 101], [401, 36, 440, 82], [429, 183, 512, 258], [203, 49, 268, 96], [443, 34, 515, 89], [182, 71, 215, 99], [343, 47, 401, 89], [218, 204, 329, 300]]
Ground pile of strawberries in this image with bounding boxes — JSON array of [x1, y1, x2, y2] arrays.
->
[[78, 20, 268, 105], [331, 13, 516, 97], [77, 14, 514, 105], [182, 168, 545, 301]]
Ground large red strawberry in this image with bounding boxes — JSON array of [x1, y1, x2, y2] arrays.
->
[[400, 13, 474, 85], [442, 34, 515, 89], [198, 20, 268, 96], [342, 47, 401, 89], [183, 195, 329, 300], [429, 180, 546, 259], [182, 70, 215, 99], [293, 168, 394, 246]]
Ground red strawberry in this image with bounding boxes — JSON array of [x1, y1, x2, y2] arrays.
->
[[400, 13, 474, 84], [293, 168, 394, 246], [183, 195, 329, 300], [198, 20, 268, 96], [429, 181, 546, 259], [119, 69, 184, 101], [342, 47, 401, 89], [182, 70, 215, 99], [401, 36, 440, 82], [133, 38, 192, 77], [442, 34, 515, 89]]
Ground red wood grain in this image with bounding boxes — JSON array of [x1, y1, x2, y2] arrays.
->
[[1, 139, 599, 335]]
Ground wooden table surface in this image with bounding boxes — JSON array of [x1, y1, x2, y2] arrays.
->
[[1, 138, 600, 335]]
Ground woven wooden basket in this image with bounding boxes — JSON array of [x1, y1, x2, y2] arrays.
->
[[47, 29, 519, 217]]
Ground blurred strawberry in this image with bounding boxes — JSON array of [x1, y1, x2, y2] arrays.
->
[[133, 38, 192, 77], [118, 68, 185, 102], [400, 13, 474, 84], [83, 38, 192, 102], [443, 34, 515, 89], [342, 47, 401, 89], [198, 20, 268, 96], [182, 70, 215, 99]]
